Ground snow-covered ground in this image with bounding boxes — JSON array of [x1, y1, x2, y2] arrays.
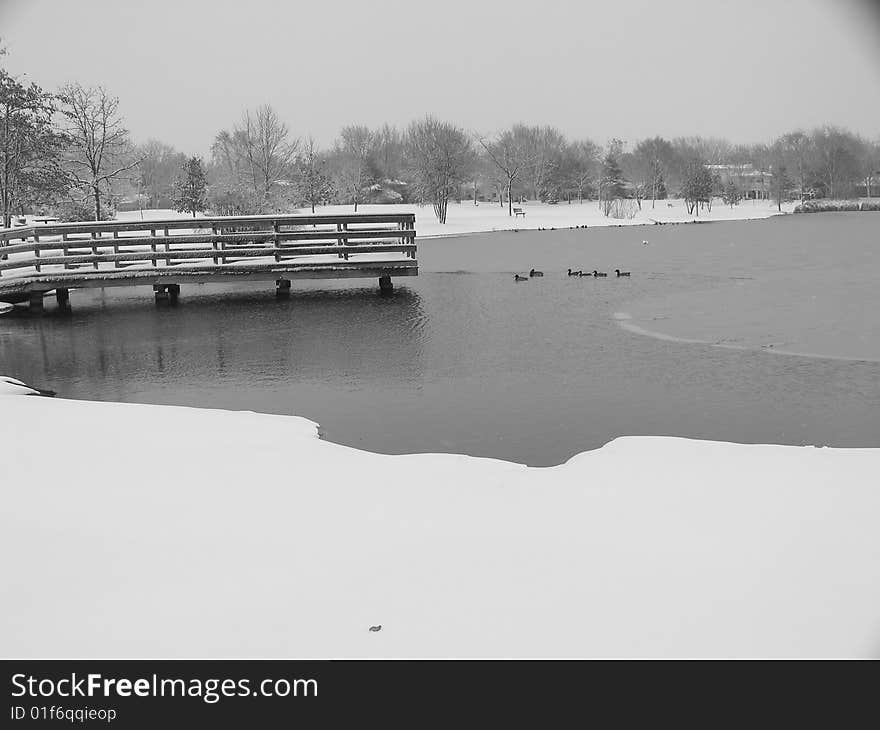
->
[[110, 197, 794, 238], [2, 382, 879, 658]]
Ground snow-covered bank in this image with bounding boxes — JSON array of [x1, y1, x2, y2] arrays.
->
[[2, 385, 879, 658], [114, 198, 793, 239]]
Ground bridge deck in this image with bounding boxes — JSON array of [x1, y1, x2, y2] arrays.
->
[[0, 212, 417, 306]]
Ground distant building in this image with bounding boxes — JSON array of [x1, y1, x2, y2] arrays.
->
[[706, 164, 770, 200]]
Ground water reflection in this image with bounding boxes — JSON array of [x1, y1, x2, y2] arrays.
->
[[0, 283, 428, 413]]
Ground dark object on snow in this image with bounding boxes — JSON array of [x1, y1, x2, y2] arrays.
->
[[25, 386, 56, 397]]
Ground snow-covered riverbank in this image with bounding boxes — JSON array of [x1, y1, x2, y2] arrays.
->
[[2, 381, 878, 658], [107, 198, 793, 239]]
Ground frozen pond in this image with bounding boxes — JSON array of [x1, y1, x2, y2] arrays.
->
[[2, 212, 879, 466]]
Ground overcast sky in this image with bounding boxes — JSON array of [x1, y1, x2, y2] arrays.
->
[[2, 0, 879, 155]]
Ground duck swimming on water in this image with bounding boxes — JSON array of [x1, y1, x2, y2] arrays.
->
[[567, 268, 581, 276], [592, 270, 607, 277], [529, 269, 544, 277], [514, 274, 529, 281], [615, 269, 631, 277]]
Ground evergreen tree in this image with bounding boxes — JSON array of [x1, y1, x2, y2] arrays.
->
[[721, 179, 742, 208], [655, 170, 667, 200], [172, 156, 208, 217], [0, 70, 68, 227], [599, 152, 626, 216]]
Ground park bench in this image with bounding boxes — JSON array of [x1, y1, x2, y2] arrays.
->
[[513, 207, 526, 217]]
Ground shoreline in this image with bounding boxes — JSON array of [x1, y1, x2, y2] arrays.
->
[[416, 212, 787, 240], [107, 198, 795, 240]]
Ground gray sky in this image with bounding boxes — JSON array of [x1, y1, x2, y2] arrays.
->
[[2, 0, 879, 155]]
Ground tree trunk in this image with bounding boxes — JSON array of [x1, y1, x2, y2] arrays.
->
[[94, 185, 102, 221], [507, 182, 513, 216]]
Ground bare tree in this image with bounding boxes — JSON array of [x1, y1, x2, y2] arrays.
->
[[58, 83, 141, 220], [208, 130, 257, 214], [620, 147, 649, 211], [858, 137, 879, 199], [778, 130, 811, 202], [235, 105, 298, 211], [405, 116, 473, 224], [517, 124, 566, 201], [633, 137, 673, 208], [296, 136, 333, 213], [560, 139, 599, 203], [810, 126, 860, 199], [478, 129, 533, 216], [373, 123, 405, 182], [137, 139, 185, 208], [332, 125, 375, 211]]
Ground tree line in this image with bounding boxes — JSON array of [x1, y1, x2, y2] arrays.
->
[[2, 44, 878, 226]]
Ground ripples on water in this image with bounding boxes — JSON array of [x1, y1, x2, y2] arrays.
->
[[2, 213, 879, 465]]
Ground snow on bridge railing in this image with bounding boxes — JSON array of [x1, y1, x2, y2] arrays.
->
[[0, 212, 417, 278]]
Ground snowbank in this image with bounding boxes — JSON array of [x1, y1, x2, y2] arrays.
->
[[2, 384, 878, 658], [0, 375, 38, 396], [115, 198, 793, 239]]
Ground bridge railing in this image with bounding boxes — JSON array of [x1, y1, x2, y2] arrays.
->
[[0, 212, 417, 278]]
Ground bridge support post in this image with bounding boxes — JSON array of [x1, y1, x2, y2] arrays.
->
[[379, 275, 393, 295], [55, 288, 70, 311], [154, 284, 179, 305], [276, 278, 291, 297], [28, 292, 44, 313]]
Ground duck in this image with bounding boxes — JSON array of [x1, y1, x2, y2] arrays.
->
[[514, 274, 529, 282], [592, 270, 607, 277], [529, 269, 544, 277], [567, 268, 582, 276], [578, 271, 592, 277], [615, 269, 631, 277]]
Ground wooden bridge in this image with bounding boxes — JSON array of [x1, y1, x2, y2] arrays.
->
[[0, 212, 417, 311]]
